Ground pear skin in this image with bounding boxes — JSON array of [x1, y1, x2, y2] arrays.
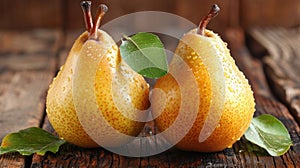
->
[[46, 32, 98, 147], [46, 2, 149, 148], [152, 4, 255, 152]]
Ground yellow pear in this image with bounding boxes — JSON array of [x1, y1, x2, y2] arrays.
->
[[152, 4, 255, 152], [46, 1, 149, 148]]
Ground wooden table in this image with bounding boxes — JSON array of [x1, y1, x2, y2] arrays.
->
[[0, 28, 299, 167]]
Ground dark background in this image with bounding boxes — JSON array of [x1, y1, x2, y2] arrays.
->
[[1, 0, 299, 34]]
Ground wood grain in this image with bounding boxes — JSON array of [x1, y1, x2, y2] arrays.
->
[[1, 1, 300, 31], [240, 0, 300, 28], [0, 28, 299, 167], [0, 153, 26, 168], [26, 29, 300, 167], [0, 0, 62, 29], [248, 27, 300, 124], [226, 29, 300, 167], [0, 30, 61, 167]]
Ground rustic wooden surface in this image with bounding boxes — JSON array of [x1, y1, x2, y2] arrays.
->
[[248, 26, 300, 124], [0, 30, 61, 168], [0, 30, 61, 141], [0, 28, 300, 167]]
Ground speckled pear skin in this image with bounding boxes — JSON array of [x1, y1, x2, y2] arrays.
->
[[152, 29, 255, 152], [46, 30, 150, 148]]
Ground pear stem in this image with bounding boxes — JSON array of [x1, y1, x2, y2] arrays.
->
[[90, 4, 108, 39], [197, 4, 220, 36], [81, 1, 93, 32]]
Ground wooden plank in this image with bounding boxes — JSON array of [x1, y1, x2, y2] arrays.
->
[[0, 29, 62, 167], [226, 28, 300, 167], [0, 30, 61, 54], [2, 1, 300, 32], [248, 27, 300, 124], [0, 0, 62, 29], [0, 153, 26, 168], [29, 29, 300, 167], [31, 116, 114, 168], [0, 29, 61, 140], [240, 0, 300, 28]]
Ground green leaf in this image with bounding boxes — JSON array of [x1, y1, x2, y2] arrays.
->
[[120, 32, 168, 78], [0, 127, 66, 156], [244, 114, 292, 156]]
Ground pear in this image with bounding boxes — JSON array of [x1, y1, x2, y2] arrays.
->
[[46, 1, 149, 148], [152, 4, 255, 152]]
